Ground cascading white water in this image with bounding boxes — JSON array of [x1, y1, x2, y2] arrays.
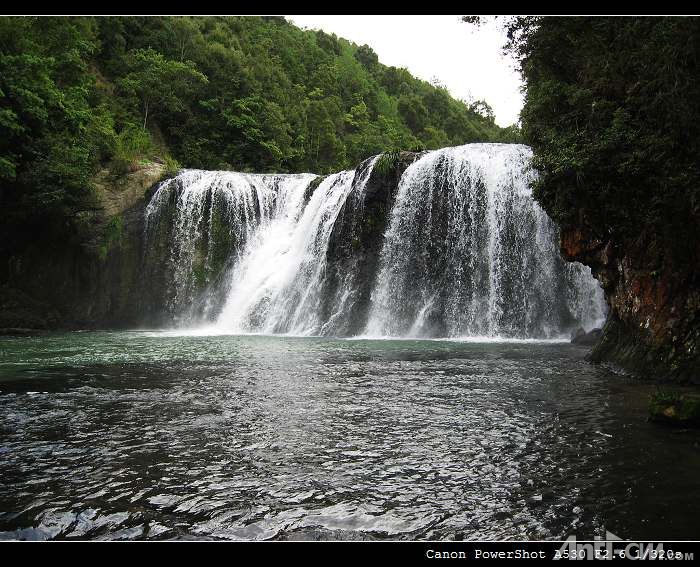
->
[[215, 157, 378, 335], [144, 170, 316, 324], [143, 144, 606, 338], [363, 144, 606, 338]]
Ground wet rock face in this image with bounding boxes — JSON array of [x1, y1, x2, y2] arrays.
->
[[0, 163, 167, 330], [571, 327, 603, 346], [561, 221, 699, 383], [0, 285, 61, 330], [322, 152, 421, 335]]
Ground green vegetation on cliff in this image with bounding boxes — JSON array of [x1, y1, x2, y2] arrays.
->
[[0, 16, 510, 255], [499, 16, 700, 246], [650, 389, 700, 426]]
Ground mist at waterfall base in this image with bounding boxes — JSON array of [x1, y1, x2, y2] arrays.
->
[[144, 144, 606, 339], [6, 144, 699, 542]]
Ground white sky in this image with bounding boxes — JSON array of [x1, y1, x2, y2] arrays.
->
[[286, 15, 523, 127]]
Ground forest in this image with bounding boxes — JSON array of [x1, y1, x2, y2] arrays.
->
[[0, 16, 513, 251]]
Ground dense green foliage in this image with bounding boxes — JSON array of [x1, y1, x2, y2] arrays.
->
[[0, 18, 111, 242], [0, 16, 510, 252], [504, 17, 700, 245], [95, 16, 507, 171]]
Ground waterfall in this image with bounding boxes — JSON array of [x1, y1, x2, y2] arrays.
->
[[143, 144, 606, 338], [214, 158, 377, 335], [143, 170, 317, 325], [363, 144, 605, 338]]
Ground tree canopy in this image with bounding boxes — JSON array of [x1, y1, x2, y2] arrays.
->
[[0, 16, 512, 251], [496, 16, 700, 249]]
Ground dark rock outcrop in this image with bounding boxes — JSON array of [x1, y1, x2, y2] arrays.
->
[[322, 152, 422, 335], [561, 220, 699, 383], [0, 163, 166, 330], [571, 327, 603, 346]]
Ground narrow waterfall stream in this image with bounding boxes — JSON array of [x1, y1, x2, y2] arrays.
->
[[143, 144, 605, 337], [214, 157, 378, 335]]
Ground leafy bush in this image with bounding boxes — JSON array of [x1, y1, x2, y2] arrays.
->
[[112, 125, 154, 173], [163, 154, 181, 177]]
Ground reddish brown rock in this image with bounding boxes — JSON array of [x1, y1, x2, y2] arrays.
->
[[560, 221, 699, 383]]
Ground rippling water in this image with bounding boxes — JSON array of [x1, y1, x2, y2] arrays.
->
[[0, 332, 698, 541]]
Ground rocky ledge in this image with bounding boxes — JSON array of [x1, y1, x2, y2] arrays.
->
[[649, 390, 700, 427]]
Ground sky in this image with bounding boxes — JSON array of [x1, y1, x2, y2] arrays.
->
[[286, 15, 523, 127]]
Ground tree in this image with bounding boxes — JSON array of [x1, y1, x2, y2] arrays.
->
[[398, 94, 429, 135], [469, 100, 495, 123], [0, 16, 112, 244], [354, 44, 378, 71], [117, 48, 207, 130]]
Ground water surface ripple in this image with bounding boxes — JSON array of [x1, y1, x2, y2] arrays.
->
[[0, 332, 698, 540]]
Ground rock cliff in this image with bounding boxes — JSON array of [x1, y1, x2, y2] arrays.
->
[[560, 221, 699, 383], [0, 163, 166, 330]]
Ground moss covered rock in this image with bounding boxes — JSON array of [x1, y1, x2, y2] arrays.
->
[[649, 390, 700, 427]]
